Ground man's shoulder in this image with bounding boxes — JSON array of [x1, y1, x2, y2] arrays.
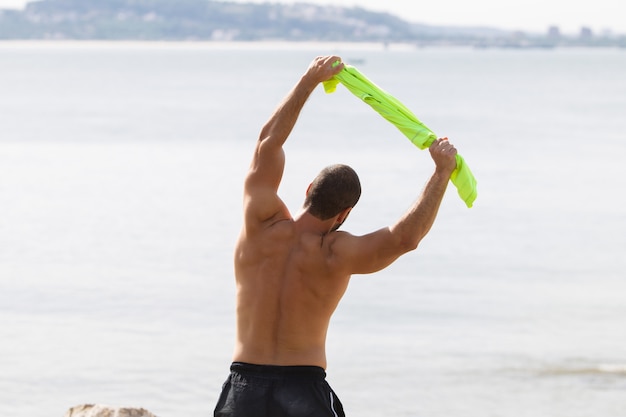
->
[[323, 230, 357, 254], [243, 202, 292, 231], [327, 230, 355, 241], [254, 215, 294, 234]]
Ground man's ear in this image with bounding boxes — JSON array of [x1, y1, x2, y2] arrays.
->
[[336, 207, 352, 224], [306, 183, 312, 196]]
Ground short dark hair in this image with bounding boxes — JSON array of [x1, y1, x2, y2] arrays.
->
[[304, 164, 361, 220]]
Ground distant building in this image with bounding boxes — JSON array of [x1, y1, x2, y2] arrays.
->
[[547, 26, 561, 39], [579, 26, 593, 39]]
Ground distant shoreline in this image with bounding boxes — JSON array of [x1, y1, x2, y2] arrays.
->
[[0, 40, 624, 52], [0, 40, 468, 52], [3, 1, 624, 49], [0, 40, 416, 50]]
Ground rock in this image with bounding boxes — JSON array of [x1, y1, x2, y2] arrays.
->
[[64, 404, 158, 417]]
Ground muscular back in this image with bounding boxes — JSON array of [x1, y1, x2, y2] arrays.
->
[[233, 216, 351, 369]]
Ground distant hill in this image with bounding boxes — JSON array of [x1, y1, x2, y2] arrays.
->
[[0, 0, 623, 47], [0, 0, 511, 43]]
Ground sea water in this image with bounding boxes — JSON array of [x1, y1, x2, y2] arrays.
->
[[1, 42, 625, 417]]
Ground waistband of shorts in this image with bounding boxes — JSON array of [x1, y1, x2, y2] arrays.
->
[[230, 362, 326, 379]]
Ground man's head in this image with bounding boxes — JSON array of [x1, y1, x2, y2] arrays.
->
[[304, 164, 361, 226]]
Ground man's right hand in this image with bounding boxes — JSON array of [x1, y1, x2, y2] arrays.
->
[[304, 55, 344, 84], [429, 137, 457, 176]]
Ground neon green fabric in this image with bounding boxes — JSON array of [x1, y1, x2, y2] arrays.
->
[[323, 65, 477, 208]]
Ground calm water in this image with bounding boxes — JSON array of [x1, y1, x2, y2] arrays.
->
[[1, 42, 625, 417]]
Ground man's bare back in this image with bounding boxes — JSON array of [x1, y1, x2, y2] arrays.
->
[[233, 211, 354, 369]]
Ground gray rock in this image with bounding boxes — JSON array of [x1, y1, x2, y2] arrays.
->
[[64, 404, 158, 417]]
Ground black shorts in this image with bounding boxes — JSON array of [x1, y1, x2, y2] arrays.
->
[[214, 362, 346, 417]]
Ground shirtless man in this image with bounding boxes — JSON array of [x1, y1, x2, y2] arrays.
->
[[214, 55, 458, 417]]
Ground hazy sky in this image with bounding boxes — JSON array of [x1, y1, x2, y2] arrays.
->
[[1, 0, 624, 34]]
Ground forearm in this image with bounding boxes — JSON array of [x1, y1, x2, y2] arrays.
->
[[258, 73, 318, 148], [390, 169, 450, 251], [258, 56, 343, 148]]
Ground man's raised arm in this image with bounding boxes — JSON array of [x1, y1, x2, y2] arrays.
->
[[243, 56, 344, 225], [246, 56, 344, 192], [334, 138, 458, 275]]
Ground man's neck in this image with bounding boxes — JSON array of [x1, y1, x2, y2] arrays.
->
[[293, 211, 337, 236]]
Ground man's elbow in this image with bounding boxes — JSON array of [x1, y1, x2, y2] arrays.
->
[[257, 130, 270, 147], [390, 227, 424, 254], [389, 231, 421, 255], [398, 237, 420, 253]]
